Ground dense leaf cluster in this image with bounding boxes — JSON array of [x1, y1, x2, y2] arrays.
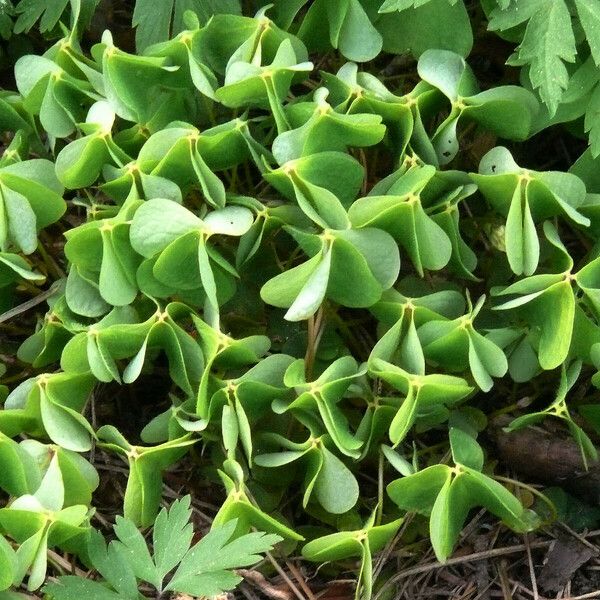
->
[[1, 0, 600, 598]]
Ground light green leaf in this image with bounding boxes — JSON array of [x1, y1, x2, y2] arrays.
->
[[314, 445, 359, 514], [130, 198, 200, 258], [429, 473, 469, 561]]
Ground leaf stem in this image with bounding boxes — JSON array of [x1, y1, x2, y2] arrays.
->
[[304, 305, 324, 380], [376, 449, 384, 526], [493, 474, 557, 525]]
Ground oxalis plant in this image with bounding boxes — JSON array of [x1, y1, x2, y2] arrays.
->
[[2, 0, 600, 598]]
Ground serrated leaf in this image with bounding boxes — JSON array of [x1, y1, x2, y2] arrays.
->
[[113, 515, 158, 587], [575, 0, 600, 66], [43, 577, 124, 600], [585, 83, 600, 158], [86, 529, 138, 599], [166, 520, 280, 594], [512, 0, 576, 114], [14, 0, 68, 34], [153, 496, 194, 582]]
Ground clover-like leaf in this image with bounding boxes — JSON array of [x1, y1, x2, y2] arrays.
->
[[302, 511, 402, 600], [349, 165, 452, 275], [273, 356, 365, 458], [272, 88, 386, 165], [256, 431, 359, 514], [370, 358, 473, 444], [492, 222, 600, 370], [472, 147, 589, 275], [0, 159, 65, 255], [130, 198, 253, 312], [418, 295, 508, 391], [5, 372, 95, 452], [15, 54, 100, 138], [217, 39, 313, 134], [213, 459, 303, 540], [417, 51, 538, 165], [261, 225, 399, 321], [98, 425, 196, 527]]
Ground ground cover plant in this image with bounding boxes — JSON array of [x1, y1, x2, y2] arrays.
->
[[3, 0, 600, 598]]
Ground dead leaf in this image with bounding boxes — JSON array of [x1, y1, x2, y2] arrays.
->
[[539, 535, 596, 592]]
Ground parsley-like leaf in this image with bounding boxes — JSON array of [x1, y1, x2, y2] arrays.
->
[[166, 519, 281, 596], [488, 0, 543, 30], [152, 495, 194, 584], [504, 0, 575, 115], [44, 577, 124, 600], [489, 0, 589, 114], [12, 0, 98, 34], [585, 82, 600, 157], [112, 516, 158, 589], [43, 497, 280, 600], [87, 530, 138, 600], [13, 0, 68, 33], [574, 0, 600, 66], [379, 0, 456, 12]]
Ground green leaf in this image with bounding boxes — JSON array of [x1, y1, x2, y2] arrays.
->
[[301, 531, 363, 562], [44, 577, 124, 600], [86, 530, 138, 599], [380, 0, 444, 10], [204, 206, 253, 236], [314, 445, 359, 514], [449, 427, 484, 471], [0, 535, 17, 591], [166, 520, 281, 595], [327, 0, 382, 62], [376, 0, 473, 58], [574, 0, 600, 66], [536, 281, 576, 370], [113, 516, 158, 587], [133, 0, 173, 51], [2, 186, 37, 255], [302, 514, 402, 563], [34, 452, 64, 511], [509, 0, 576, 114], [66, 267, 110, 318], [429, 473, 469, 561], [460, 468, 537, 531], [388, 386, 418, 445], [0, 435, 39, 497], [387, 464, 451, 515], [417, 49, 466, 101], [505, 183, 539, 276], [468, 329, 508, 392], [261, 250, 331, 322], [272, 92, 385, 164], [14, 0, 68, 33], [153, 495, 194, 583], [130, 198, 200, 258], [381, 445, 415, 476], [55, 135, 110, 189], [584, 84, 600, 158], [222, 404, 239, 456], [134, 0, 241, 51]]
